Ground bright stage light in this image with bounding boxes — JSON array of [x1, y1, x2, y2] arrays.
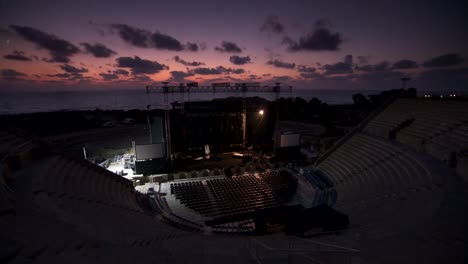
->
[[259, 109, 264, 115]]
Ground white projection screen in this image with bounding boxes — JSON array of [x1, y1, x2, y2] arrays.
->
[[135, 144, 163, 160], [280, 134, 300, 147]]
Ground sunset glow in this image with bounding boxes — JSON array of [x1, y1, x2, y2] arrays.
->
[[0, 0, 467, 92]]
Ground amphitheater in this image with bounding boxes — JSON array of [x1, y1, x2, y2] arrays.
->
[[1, 98, 468, 264]]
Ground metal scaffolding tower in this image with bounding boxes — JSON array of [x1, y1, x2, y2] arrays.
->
[[145, 83, 292, 160]]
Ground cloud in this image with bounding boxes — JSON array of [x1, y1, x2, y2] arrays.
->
[[99, 73, 119, 80], [229, 55, 251, 65], [266, 59, 295, 69], [81, 43, 117, 58], [169, 71, 194, 82], [190, 66, 245, 75], [344, 54, 353, 65], [69, 74, 86, 81], [418, 67, 468, 82], [357, 56, 369, 64], [220, 67, 240, 75], [270, 75, 293, 83], [392, 59, 418, 70], [111, 24, 150, 48], [260, 15, 284, 34], [111, 24, 198, 52], [3, 50, 32, 61], [356, 61, 390, 73], [322, 62, 353, 75], [228, 68, 245, 74], [283, 21, 343, 51], [356, 70, 403, 82], [1, 69, 27, 79], [215, 41, 242, 53], [113, 69, 129, 75], [129, 74, 152, 82], [297, 65, 321, 78], [191, 67, 222, 75], [322, 56, 354, 75], [423, 53, 464, 68], [9, 25, 79, 63], [43, 64, 88, 80], [186, 42, 199, 52], [116, 56, 169, 75], [174, 55, 205, 66], [297, 65, 316, 73], [47, 73, 71, 78], [60, 64, 88, 73], [47, 71, 88, 81], [300, 72, 323, 79], [151, 31, 184, 51], [415, 67, 468, 95]]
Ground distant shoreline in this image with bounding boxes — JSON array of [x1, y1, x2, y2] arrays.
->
[[0, 89, 366, 115], [2, 88, 456, 115]]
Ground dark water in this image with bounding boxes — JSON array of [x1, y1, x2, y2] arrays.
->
[[0, 89, 378, 114]]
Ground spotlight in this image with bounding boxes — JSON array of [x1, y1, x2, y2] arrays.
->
[[259, 109, 264, 116]]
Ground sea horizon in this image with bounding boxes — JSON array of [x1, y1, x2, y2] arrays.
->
[[1, 87, 466, 115], [0, 88, 379, 115]]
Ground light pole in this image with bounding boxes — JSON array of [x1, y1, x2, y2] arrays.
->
[[252, 109, 265, 151], [401, 77, 411, 89]]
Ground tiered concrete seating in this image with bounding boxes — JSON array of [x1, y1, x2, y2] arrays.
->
[[364, 99, 417, 138], [151, 194, 204, 231], [316, 132, 437, 206], [309, 99, 468, 263], [0, 147, 206, 264], [364, 99, 468, 163], [1, 132, 42, 183], [32, 155, 141, 213], [425, 123, 468, 162], [0, 182, 14, 215]]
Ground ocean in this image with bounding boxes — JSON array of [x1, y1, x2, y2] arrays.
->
[[0, 89, 378, 115]]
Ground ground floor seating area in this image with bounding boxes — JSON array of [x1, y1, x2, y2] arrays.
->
[[151, 162, 275, 182], [259, 171, 298, 196], [169, 171, 297, 219], [211, 219, 255, 234]]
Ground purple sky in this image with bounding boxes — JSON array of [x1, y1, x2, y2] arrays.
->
[[0, 0, 467, 92]]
